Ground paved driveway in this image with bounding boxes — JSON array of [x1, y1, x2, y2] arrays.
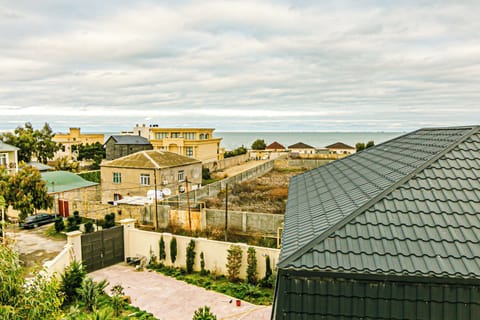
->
[[90, 264, 272, 320]]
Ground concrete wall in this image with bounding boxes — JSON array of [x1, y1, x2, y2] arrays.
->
[[274, 159, 333, 170], [122, 220, 280, 280], [203, 154, 249, 172], [206, 209, 283, 236]]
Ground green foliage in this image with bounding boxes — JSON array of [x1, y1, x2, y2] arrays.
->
[[74, 210, 82, 225], [192, 306, 217, 320], [84, 221, 94, 233], [226, 245, 242, 282], [5, 164, 53, 220], [366, 140, 375, 148], [73, 142, 105, 168], [0, 122, 60, 163], [110, 284, 125, 317], [259, 255, 273, 288], [77, 170, 101, 183], [54, 217, 65, 233], [170, 237, 177, 264], [202, 167, 211, 180], [77, 277, 108, 312], [246, 247, 258, 285], [61, 261, 87, 304], [103, 213, 115, 229], [251, 139, 266, 150], [66, 216, 80, 232], [53, 156, 79, 172], [186, 239, 196, 274], [200, 252, 207, 276], [355, 142, 366, 152], [159, 236, 166, 261], [0, 243, 22, 305], [224, 146, 247, 158]]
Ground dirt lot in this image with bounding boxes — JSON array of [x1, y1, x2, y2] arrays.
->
[[205, 167, 307, 214]]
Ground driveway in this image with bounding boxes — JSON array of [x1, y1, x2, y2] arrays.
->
[[90, 264, 272, 320]]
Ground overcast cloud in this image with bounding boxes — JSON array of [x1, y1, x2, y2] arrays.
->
[[1, 0, 479, 132]]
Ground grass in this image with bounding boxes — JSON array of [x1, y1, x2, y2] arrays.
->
[[147, 264, 274, 305], [43, 225, 67, 240]]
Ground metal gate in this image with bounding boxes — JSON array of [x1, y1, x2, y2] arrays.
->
[[81, 225, 124, 272]]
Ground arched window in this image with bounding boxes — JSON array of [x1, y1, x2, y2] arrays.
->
[[200, 134, 205, 139], [205, 133, 209, 139]]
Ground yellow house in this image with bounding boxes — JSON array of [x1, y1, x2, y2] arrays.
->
[[0, 141, 19, 174], [137, 125, 223, 162], [53, 128, 104, 160]]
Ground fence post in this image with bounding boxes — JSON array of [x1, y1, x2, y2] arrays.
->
[[66, 231, 83, 263]]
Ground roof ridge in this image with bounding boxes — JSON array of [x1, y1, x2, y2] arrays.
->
[[278, 126, 480, 268], [142, 150, 161, 168]]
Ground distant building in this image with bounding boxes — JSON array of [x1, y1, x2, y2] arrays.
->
[[273, 126, 480, 319], [266, 141, 286, 152], [27, 161, 53, 172], [104, 135, 153, 160], [100, 150, 202, 203], [326, 141, 356, 155], [0, 141, 19, 174], [53, 128, 104, 160], [288, 142, 316, 154]]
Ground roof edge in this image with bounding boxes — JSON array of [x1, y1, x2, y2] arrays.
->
[[278, 126, 480, 268]]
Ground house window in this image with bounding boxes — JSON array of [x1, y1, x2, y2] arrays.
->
[[171, 132, 180, 138], [199, 134, 204, 139], [184, 132, 196, 140], [155, 132, 169, 139], [140, 174, 150, 186], [205, 133, 209, 139], [186, 147, 193, 157], [178, 170, 185, 182], [0, 154, 7, 166], [113, 172, 122, 183]]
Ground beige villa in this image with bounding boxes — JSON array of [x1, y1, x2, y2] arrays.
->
[[133, 124, 223, 162], [0, 141, 19, 174], [53, 128, 104, 160], [100, 150, 202, 203]]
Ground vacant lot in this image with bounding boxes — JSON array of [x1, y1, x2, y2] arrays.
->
[[205, 167, 307, 214]]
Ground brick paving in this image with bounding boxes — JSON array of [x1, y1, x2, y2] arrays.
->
[[90, 264, 272, 320]]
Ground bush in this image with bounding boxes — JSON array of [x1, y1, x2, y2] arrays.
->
[[200, 252, 207, 276], [54, 217, 65, 233], [66, 216, 79, 232], [159, 236, 166, 262], [61, 261, 86, 304], [77, 277, 108, 311], [103, 213, 115, 229], [192, 305, 217, 320], [202, 168, 211, 180], [186, 239, 196, 274], [73, 210, 81, 225], [246, 247, 257, 285], [251, 139, 266, 150], [224, 146, 247, 158], [260, 255, 273, 288], [170, 237, 177, 264], [226, 245, 242, 282], [84, 221, 94, 233]]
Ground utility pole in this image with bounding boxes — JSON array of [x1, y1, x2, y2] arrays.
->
[[185, 176, 192, 234], [153, 168, 158, 231], [225, 183, 228, 241]]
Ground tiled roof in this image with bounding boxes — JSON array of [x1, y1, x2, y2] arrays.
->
[[288, 142, 315, 149], [326, 141, 355, 149], [102, 150, 200, 169], [0, 141, 19, 151], [41, 171, 98, 193], [266, 141, 286, 150], [106, 135, 151, 145], [279, 126, 480, 279]]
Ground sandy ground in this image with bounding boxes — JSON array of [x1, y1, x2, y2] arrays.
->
[[216, 159, 269, 178], [91, 264, 272, 320]]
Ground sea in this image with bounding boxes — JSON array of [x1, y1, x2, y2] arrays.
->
[[214, 132, 404, 150]]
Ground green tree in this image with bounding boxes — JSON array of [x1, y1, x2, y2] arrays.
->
[[53, 156, 79, 172], [35, 123, 61, 164], [366, 140, 375, 148], [355, 142, 366, 152], [200, 252, 207, 276], [77, 277, 108, 312], [73, 142, 105, 169], [186, 239, 196, 274], [61, 261, 87, 304], [246, 247, 258, 285], [251, 139, 266, 150], [159, 236, 166, 262], [192, 306, 217, 320], [226, 245, 242, 282], [7, 164, 53, 220], [170, 237, 178, 264], [54, 217, 65, 233], [224, 146, 247, 158]]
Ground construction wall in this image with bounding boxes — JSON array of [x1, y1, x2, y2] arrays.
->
[[202, 154, 249, 172]]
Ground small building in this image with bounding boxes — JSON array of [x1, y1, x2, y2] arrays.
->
[[288, 142, 316, 154], [41, 171, 100, 217], [53, 128, 104, 160], [266, 141, 286, 152], [100, 150, 202, 203], [27, 161, 54, 172], [0, 141, 19, 174], [326, 141, 356, 155], [104, 135, 153, 160], [272, 126, 480, 319], [135, 124, 223, 162]]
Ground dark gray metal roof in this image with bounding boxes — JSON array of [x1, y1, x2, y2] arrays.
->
[[106, 135, 151, 145], [279, 126, 480, 279]]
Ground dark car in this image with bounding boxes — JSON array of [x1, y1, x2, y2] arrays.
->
[[20, 213, 57, 229]]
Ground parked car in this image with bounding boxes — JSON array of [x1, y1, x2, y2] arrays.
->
[[20, 213, 57, 229]]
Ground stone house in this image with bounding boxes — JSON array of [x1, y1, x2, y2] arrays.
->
[[288, 142, 316, 154], [53, 128, 104, 160], [100, 150, 202, 203], [326, 141, 356, 155], [104, 135, 153, 160]]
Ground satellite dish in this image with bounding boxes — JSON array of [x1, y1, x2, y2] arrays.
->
[[162, 188, 171, 196], [193, 168, 201, 179]]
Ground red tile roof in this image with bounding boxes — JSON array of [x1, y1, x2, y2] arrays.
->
[[266, 141, 286, 150]]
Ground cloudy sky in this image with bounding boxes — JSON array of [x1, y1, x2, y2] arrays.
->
[[1, 0, 479, 132]]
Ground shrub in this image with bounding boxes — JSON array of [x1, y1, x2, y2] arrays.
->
[[192, 305, 217, 320], [170, 237, 177, 264], [200, 252, 207, 276], [110, 284, 125, 317], [84, 221, 94, 233], [66, 216, 79, 232], [246, 247, 257, 285], [226, 245, 242, 282], [77, 277, 108, 312], [54, 217, 65, 233], [186, 239, 196, 274], [61, 261, 86, 304], [202, 167, 211, 180], [103, 213, 115, 229], [73, 210, 81, 225], [159, 236, 166, 261], [260, 255, 273, 288]]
